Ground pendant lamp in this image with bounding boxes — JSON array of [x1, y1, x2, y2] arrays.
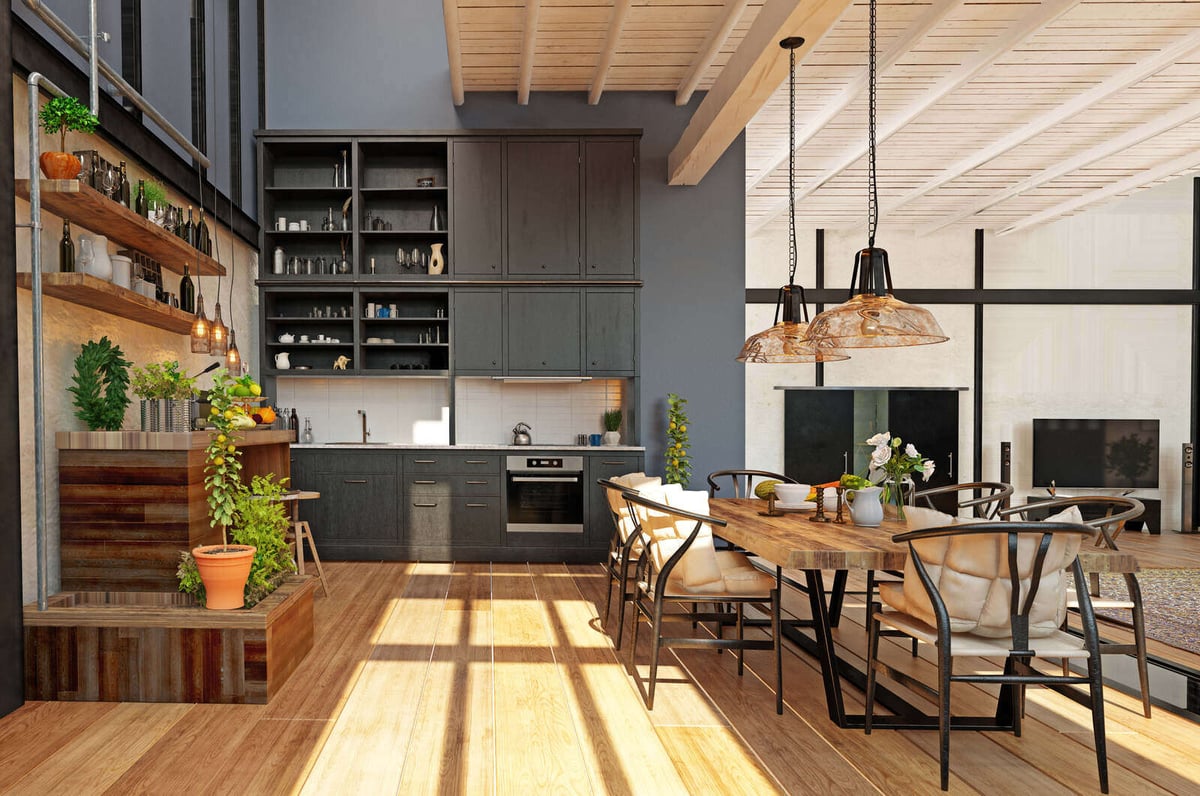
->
[[190, 288, 211, 353], [209, 269, 228, 358], [803, 0, 947, 350], [224, 242, 240, 368], [737, 36, 848, 364]]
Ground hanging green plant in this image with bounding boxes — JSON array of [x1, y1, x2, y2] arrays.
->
[[67, 337, 131, 431], [665, 393, 691, 487]]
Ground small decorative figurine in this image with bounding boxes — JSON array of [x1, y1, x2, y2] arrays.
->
[[333, 355, 351, 371]]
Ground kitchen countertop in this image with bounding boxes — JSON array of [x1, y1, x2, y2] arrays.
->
[[292, 443, 646, 452]]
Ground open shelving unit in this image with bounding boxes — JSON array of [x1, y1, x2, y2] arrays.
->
[[15, 272, 197, 334]]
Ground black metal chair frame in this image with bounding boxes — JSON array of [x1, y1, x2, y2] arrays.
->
[[999, 495, 1151, 718], [622, 489, 783, 714], [864, 522, 1109, 793], [705, 469, 798, 499], [598, 478, 643, 651]]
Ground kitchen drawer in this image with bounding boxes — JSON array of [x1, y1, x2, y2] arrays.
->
[[588, 454, 644, 483], [405, 474, 501, 497], [314, 451, 399, 475], [405, 496, 502, 546], [404, 453, 501, 474]]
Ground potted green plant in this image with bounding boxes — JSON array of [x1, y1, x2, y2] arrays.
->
[[602, 408, 622, 446], [185, 369, 260, 609], [37, 95, 99, 179], [665, 393, 691, 486], [67, 337, 131, 431], [143, 179, 169, 224], [131, 360, 197, 432]]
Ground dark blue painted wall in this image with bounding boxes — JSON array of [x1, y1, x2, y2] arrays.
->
[[264, 0, 746, 481]]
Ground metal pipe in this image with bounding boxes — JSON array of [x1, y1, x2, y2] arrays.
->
[[26, 71, 70, 611], [22, 0, 211, 169], [87, 0, 98, 114]]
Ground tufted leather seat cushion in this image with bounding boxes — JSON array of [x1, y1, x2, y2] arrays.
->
[[879, 505, 1084, 638]]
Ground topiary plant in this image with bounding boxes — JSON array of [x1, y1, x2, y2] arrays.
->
[[68, 337, 131, 430], [38, 95, 98, 153], [665, 393, 691, 487]]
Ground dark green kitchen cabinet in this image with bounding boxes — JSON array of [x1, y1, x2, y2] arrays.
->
[[586, 453, 644, 547], [451, 140, 504, 276], [506, 289, 582, 373], [584, 139, 637, 278], [585, 288, 637, 375], [300, 452, 402, 556], [506, 140, 581, 276], [453, 289, 504, 373]]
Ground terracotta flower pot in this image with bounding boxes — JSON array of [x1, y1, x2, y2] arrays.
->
[[192, 544, 256, 610], [39, 151, 82, 180]]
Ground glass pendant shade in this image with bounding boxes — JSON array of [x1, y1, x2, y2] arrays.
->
[[190, 293, 211, 354], [805, 247, 948, 349], [209, 301, 228, 357], [738, 285, 848, 363], [225, 327, 240, 368]]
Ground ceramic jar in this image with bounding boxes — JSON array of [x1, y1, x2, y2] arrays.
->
[[78, 234, 113, 281]]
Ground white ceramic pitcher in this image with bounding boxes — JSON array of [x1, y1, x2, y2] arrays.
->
[[846, 485, 884, 527], [274, 352, 291, 370]]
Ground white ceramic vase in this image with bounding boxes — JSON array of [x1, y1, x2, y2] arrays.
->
[[79, 234, 112, 281], [602, 431, 621, 446], [428, 243, 445, 275]]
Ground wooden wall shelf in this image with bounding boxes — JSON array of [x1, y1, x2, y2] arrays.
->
[[15, 179, 226, 277], [16, 272, 196, 334]]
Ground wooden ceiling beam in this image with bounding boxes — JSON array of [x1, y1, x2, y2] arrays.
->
[[748, 0, 1079, 235], [667, 0, 854, 187], [745, 0, 963, 192], [518, 0, 542, 106], [589, 0, 634, 106], [443, 0, 465, 106], [922, 95, 1200, 235], [675, 0, 749, 107], [881, 27, 1200, 219], [996, 150, 1200, 236]]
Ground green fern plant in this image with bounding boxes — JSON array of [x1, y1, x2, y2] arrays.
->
[[665, 393, 691, 487], [67, 337, 131, 430]]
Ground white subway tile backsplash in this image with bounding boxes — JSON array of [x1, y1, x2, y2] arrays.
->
[[282, 377, 450, 444], [455, 378, 626, 445]]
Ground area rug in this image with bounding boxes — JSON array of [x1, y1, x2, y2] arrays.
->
[[1084, 569, 1200, 656]]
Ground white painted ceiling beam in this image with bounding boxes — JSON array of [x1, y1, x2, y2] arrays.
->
[[879, 27, 1200, 218], [668, 0, 854, 187], [745, 0, 964, 192], [589, 0, 633, 106], [443, 0, 465, 106], [675, 0, 749, 107], [748, 0, 1078, 235], [518, 0, 542, 106], [996, 150, 1200, 236], [922, 96, 1200, 234]]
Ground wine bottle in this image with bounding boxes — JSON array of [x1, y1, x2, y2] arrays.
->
[[119, 162, 130, 207], [196, 210, 212, 255], [179, 263, 195, 313], [134, 180, 148, 217], [59, 220, 75, 272], [289, 408, 300, 434], [183, 206, 195, 248]]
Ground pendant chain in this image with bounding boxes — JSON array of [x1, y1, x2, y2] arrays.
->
[[867, 0, 879, 248]]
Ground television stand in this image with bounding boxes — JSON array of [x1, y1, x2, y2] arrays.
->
[[1026, 495, 1160, 534]]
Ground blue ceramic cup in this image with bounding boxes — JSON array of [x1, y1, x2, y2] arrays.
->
[[589, 433, 602, 446]]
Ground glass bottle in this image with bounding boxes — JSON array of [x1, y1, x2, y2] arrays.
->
[[59, 220, 75, 272], [184, 206, 196, 248], [134, 179, 148, 217], [430, 204, 443, 231], [289, 408, 300, 434], [302, 417, 314, 444], [196, 210, 212, 255], [119, 162, 130, 207], [179, 264, 195, 313]]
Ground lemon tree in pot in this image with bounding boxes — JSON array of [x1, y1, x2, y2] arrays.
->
[[38, 95, 98, 179]]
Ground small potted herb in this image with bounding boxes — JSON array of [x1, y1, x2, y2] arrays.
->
[[602, 408, 622, 446], [131, 360, 197, 431], [37, 96, 99, 179]]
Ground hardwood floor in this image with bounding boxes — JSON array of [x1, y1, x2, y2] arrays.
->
[[1, 560, 1198, 794]]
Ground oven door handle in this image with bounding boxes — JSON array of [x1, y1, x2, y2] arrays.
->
[[510, 476, 581, 484]]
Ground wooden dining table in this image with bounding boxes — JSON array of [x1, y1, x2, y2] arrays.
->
[[707, 498, 1139, 730]]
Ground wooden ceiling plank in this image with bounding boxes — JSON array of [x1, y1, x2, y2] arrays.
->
[[675, 0, 750, 106], [668, 0, 855, 187], [745, 0, 963, 192], [878, 27, 1200, 216], [996, 148, 1200, 236], [748, 0, 1079, 235], [444, 0, 467, 105], [518, 0, 543, 105], [588, 0, 634, 105], [921, 94, 1200, 234]]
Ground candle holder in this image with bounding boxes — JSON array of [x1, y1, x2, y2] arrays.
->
[[832, 486, 847, 524], [810, 488, 832, 523]]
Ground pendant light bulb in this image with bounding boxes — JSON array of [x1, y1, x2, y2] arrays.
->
[[190, 291, 211, 354], [209, 301, 228, 357], [225, 327, 240, 368]]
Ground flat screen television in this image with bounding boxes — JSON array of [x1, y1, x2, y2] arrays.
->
[[1032, 418, 1159, 489]]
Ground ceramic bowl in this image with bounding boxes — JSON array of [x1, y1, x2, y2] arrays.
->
[[772, 484, 810, 504]]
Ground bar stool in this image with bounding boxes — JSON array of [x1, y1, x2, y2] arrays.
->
[[281, 490, 331, 596]]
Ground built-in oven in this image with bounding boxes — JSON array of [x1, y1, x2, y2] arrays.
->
[[506, 456, 585, 534]]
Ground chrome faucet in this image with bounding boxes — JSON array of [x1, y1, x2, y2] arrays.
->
[[358, 409, 370, 443]]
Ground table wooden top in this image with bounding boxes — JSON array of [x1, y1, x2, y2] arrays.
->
[[707, 499, 1139, 574]]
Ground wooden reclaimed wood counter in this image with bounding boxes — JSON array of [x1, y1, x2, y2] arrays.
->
[[56, 429, 294, 591]]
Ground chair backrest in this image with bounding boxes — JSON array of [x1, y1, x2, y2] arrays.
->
[[706, 469, 797, 499], [913, 481, 1014, 519], [598, 475, 665, 546], [621, 488, 729, 593], [999, 496, 1143, 549], [889, 521, 1094, 644]]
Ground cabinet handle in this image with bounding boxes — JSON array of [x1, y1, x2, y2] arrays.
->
[[590, 264, 596, 270], [413, 480, 437, 485], [413, 502, 438, 508], [844, 452, 848, 472], [465, 459, 489, 464], [466, 480, 488, 485], [466, 502, 489, 508], [541, 264, 547, 270], [948, 452, 953, 478], [491, 360, 497, 366], [602, 461, 626, 465], [591, 360, 598, 366], [344, 479, 367, 484], [414, 459, 437, 464]]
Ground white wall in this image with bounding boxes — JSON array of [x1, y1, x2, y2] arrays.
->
[[746, 177, 1193, 529]]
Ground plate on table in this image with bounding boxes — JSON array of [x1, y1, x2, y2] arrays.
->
[[774, 500, 817, 511]]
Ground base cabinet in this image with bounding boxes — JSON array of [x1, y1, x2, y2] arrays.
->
[[587, 454, 645, 548]]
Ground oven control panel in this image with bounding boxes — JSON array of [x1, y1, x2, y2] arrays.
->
[[506, 456, 585, 472]]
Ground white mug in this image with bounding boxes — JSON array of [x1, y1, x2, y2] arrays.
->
[[276, 217, 287, 230], [299, 334, 310, 343], [299, 219, 309, 231], [317, 334, 326, 341]]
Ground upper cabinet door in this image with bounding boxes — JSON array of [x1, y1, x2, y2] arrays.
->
[[451, 140, 504, 276], [506, 140, 581, 276], [584, 139, 637, 278]]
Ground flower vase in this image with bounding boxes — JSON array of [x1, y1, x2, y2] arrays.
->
[[428, 243, 445, 275], [882, 476, 913, 521]]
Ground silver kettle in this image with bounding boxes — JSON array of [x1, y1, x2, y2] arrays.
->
[[512, 422, 532, 446]]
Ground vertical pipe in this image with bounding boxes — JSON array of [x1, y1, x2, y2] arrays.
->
[[88, 0, 99, 115]]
